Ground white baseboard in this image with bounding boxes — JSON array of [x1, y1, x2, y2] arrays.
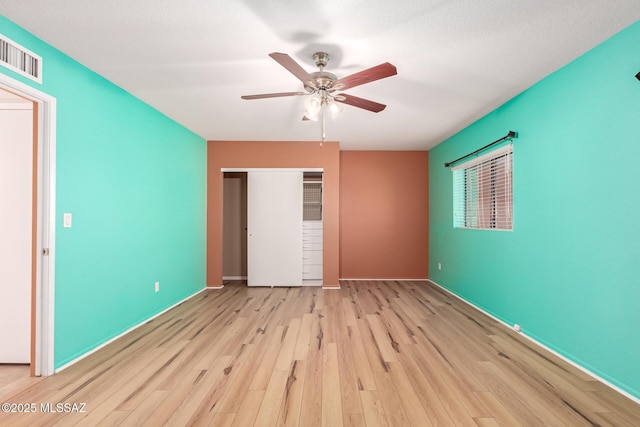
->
[[322, 285, 341, 290], [339, 277, 428, 281], [223, 276, 246, 280], [207, 285, 225, 289], [55, 287, 207, 373], [426, 279, 640, 405]]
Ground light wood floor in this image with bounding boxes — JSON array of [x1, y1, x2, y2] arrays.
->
[[1, 280, 639, 426]]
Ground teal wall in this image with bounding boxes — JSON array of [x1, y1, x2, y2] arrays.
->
[[0, 17, 207, 368], [429, 21, 640, 399]]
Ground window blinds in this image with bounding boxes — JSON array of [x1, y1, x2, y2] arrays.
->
[[453, 144, 512, 230]]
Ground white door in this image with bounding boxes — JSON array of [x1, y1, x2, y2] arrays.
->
[[0, 101, 33, 363], [247, 170, 303, 287]]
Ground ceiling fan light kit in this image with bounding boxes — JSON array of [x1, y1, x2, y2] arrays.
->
[[304, 94, 322, 121], [241, 51, 397, 140]]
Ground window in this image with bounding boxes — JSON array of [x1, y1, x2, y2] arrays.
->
[[453, 144, 512, 230]]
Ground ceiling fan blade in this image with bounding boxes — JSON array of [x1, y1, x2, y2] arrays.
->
[[269, 52, 314, 85], [241, 91, 306, 100], [334, 62, 397, 91], [336, 93, 387, 113]]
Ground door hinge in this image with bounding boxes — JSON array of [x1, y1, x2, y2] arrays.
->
[[43, 248, 49, 256]]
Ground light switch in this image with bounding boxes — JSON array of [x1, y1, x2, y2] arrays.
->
[[63, 213, 72, 228]]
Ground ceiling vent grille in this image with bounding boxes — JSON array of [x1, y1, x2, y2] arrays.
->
[[0, 34, 42, 84]]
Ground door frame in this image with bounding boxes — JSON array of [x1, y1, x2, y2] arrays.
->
[[0, 73, 56, 376]]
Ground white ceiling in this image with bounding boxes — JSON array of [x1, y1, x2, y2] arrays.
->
[[1, 1, 638, 150]]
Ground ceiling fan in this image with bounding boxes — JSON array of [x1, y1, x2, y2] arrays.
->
[[241, 52, 397, 121]]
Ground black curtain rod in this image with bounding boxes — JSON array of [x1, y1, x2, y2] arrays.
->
[[444, 130, 517, 168]]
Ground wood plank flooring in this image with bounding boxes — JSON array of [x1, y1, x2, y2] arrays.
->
[[1, 280, 639, 426]]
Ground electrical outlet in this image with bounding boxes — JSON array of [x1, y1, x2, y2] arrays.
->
[[438, 262, 442, 270], [155, 282, 160, 292]]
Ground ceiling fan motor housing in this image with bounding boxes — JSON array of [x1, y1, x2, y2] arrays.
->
[[303, 52, 338, 93], [313, 52, 330, 68], [305, 71, 338, 93]]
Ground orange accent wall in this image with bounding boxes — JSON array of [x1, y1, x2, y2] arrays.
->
[[339, 151, 429, 279], [207, 141, 340, 287]]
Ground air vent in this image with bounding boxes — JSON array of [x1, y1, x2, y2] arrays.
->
[[0, 34, 42, 84]]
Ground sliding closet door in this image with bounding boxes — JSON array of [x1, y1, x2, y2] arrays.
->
[[247, 170, 303, 287]]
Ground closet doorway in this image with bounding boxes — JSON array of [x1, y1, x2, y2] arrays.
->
[[222, 169, 323, 287], [222, 172, 247, 281]]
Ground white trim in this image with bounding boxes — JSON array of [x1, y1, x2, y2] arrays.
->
[[322, 286, 341, 290], [55, 287, 206, 373], [207, 285, 225, 289], [302, 281, 323, 286], [222, 168, 323, 173], [339, 278, 428, 281], [451, 143, 512, 171], [0, 72, 56, 376], [455, 227, 514, 233], [427, 279, 640, 405], [223, 276, 247, 280]]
